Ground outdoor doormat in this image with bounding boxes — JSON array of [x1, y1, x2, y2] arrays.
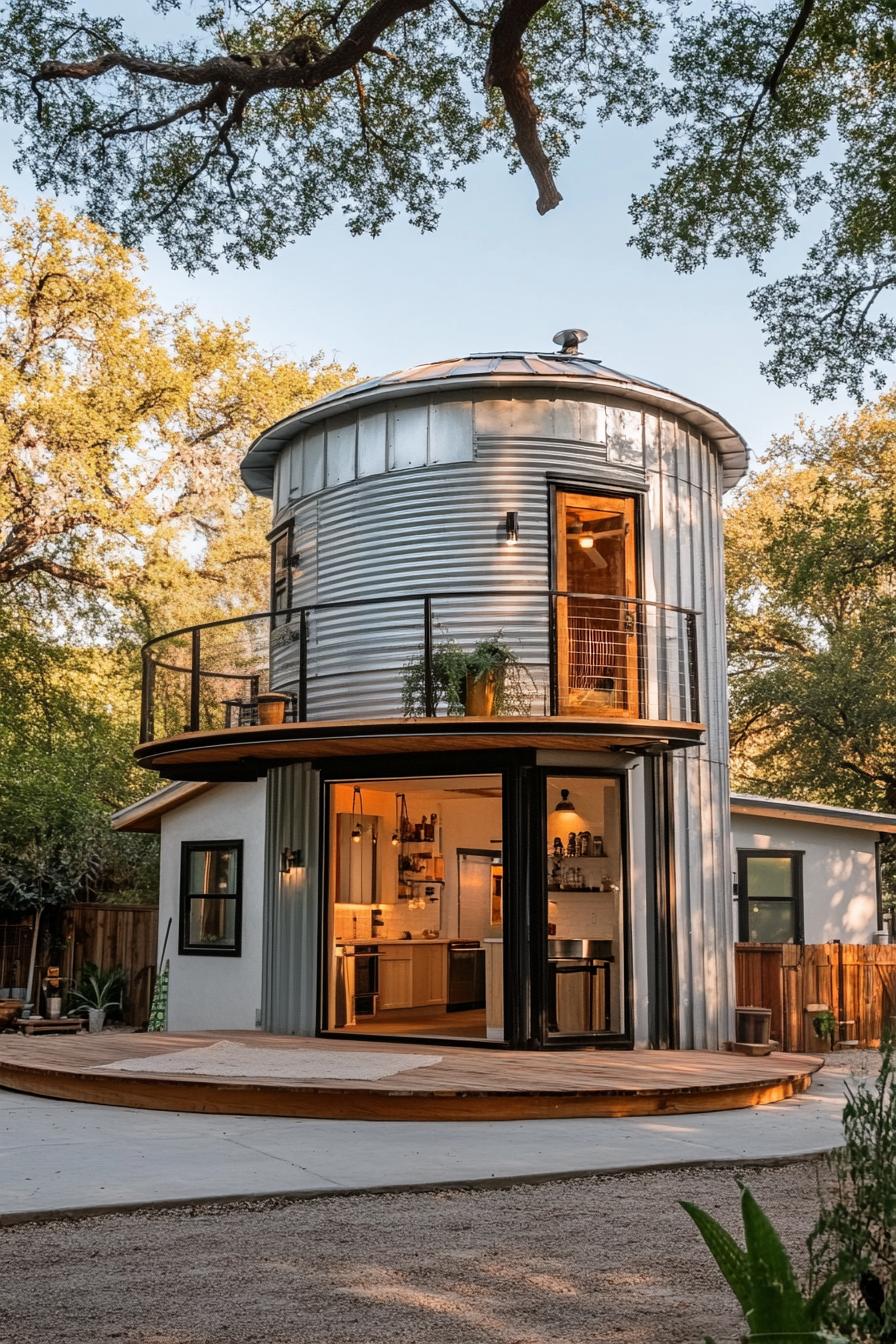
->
[[95, 1041, 443, 1081]]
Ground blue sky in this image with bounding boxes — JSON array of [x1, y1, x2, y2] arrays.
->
[[0, 8, 862, 468]]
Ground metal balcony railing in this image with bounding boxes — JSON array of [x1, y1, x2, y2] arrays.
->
[[139, 590, 701, 744]]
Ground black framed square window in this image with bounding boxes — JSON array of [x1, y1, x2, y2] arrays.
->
[[737, 849, 804, 944], [179, 840, 243, 956], [269, 521, 294, 628]]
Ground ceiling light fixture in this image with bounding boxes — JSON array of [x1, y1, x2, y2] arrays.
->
[[351, 786, 364, 843]]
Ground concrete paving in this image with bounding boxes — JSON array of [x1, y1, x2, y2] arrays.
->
[[0, 1054, 868, 1222]]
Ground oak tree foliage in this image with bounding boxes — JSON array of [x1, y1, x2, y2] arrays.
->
[[0, 190, 353, 636], [1, 1, 895, 394], [0, 0, 662, 270], [0, 193, 355, 905], [726, 391, 896, 822]]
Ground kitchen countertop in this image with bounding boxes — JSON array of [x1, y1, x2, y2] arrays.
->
[[335, 938, 453, 947]]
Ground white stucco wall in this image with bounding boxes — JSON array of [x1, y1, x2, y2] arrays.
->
[[158, 780, 268, 1030], [731, 815, 882, 944]]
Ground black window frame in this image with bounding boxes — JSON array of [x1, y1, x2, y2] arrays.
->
[[269, 519, 294, 628], [737, 848, 804, 944], [179, 839, 244, 957]]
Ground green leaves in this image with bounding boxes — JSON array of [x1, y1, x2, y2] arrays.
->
[[725, 400, 896, 822], [809, 1040, 896, 1339], [682, 1184, 846, 1341]]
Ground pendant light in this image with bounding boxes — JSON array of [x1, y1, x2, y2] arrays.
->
[[555, 788, 576, 813], [351, 786, 364, 843], [391, 792, 401, 846]]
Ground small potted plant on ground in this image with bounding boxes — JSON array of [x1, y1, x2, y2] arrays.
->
[[67, 963, 127, 1033], [812, 1007, 838, 1050]]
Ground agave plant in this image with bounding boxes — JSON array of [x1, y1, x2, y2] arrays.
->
[[67, 963, 126, 1015], [682, 1183, 846, 1343]]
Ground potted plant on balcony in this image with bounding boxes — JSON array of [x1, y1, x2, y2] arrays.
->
[[402, 633, 534, 718], [67, 963, 126, 1033], [465, 637, 535, 716]]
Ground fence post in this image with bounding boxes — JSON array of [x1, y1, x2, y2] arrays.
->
[[189, 627, 201, 732]]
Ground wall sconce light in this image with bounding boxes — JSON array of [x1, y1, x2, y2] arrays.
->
[[554, 788, 576, 813], [280, 847, 304, 873], [504, 510, 519, 544], [287, 553, 303, 570]]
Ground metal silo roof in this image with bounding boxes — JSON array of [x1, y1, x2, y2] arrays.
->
[[241, 351, 749, 495]]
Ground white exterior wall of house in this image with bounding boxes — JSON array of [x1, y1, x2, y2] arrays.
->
[[731, 815, 882, 944], [157, 781, 266, 1031]]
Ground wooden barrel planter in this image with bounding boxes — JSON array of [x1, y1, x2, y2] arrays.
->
[[256, 692, 292, 725], [735, 1005, 772, 1046]]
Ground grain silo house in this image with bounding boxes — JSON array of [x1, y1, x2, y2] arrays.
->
[[132, 332, 748, 1052]]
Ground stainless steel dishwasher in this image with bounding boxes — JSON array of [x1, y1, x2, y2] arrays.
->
[[447, 941, 485, 1011]]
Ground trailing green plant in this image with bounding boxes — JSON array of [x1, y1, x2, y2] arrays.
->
[[401, 631, 535, 717], [67, 962, 126, 1016], [813, 1010, 838, 1048], [401, 633, 468, 717], [682, 1182, 844, 1343], [808, 1039, 896, 1341]]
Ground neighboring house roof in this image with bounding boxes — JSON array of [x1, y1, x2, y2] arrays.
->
[[241, 350, 750, 497], [110, 782, 213, 833], [731, 793, 896, 835]]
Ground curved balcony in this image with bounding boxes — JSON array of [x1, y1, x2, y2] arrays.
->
[[136, 589, 704, 779]]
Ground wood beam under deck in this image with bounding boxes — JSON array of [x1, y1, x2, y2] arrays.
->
[[134, 716, 706, 780]]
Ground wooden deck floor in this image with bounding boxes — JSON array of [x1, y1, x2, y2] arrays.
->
[[0, 1031, 823, 1121]]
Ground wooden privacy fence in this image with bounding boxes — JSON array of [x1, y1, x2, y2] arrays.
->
[[736, 942, 896, 1052], [63, 904, 159, 1028], [0, 922, 32, 992]]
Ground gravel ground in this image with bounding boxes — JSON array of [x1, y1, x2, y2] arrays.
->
[[0, 1159, 832, 1344]]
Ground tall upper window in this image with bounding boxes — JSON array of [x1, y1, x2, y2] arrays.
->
[[179, 841, 243, 956], [270, 523, 293, 627], [553, 490, 638, 718], [737, 851, 803, 944]]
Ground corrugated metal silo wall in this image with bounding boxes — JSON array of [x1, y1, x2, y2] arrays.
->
[[262, 762, 319, 1035], [266, 388, 733, 1049], [644, 411, 735, 1049]]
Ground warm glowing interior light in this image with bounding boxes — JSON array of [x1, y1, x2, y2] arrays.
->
[[578, 535, 594, 549]]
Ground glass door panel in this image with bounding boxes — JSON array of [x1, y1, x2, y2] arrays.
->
[[545, 775, 626, 1037], [323, 773, 503, 1043], [554, 491, 638, 717]]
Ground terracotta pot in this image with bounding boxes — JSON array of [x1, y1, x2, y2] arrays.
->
[[465, 671, 497, 717], [256, 692, 291, 725]]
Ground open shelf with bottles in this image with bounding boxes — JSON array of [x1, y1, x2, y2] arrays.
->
[[394, 795, 444, 906]]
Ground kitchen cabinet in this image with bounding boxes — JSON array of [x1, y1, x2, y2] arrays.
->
[[412, 944, 447, 1006], [378, 947, 413, 1010]]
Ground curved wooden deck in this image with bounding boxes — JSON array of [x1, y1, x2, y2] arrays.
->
[[0, 1032, 823, 1121]]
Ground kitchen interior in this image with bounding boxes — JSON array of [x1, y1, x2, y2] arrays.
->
[[327, 775, 504, 1041], [326, 772, 625, 1044]]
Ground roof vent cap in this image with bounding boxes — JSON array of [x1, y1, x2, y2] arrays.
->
[[552, 327, 588, 356]]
